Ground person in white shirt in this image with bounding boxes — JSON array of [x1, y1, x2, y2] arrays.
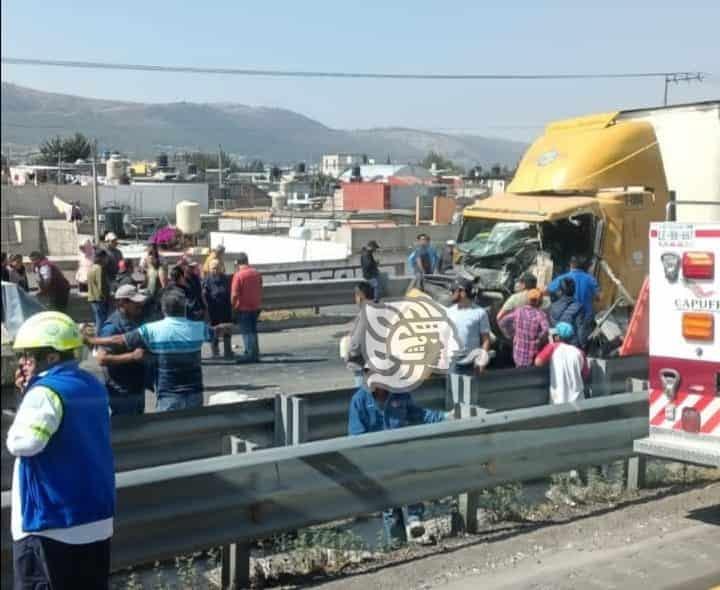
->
[[534, 321, 589, 404], [445, 278, 491, 375]]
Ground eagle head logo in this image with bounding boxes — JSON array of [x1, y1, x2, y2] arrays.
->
[[361, 295, 461, 392]]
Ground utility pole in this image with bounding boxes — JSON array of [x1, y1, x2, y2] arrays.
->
[[218, 144, 224, 188], [91, 139, 100, 243], [663, 72, 704, 106], [57, 151, 62, 185]]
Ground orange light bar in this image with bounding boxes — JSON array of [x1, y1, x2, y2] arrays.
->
[[682, 251, 714, 280], [682, 312, 714, 341]]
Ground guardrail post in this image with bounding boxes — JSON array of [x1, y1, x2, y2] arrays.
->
[[625, 455, 647, 491], [291, 397, 308, 445], [278, 395, 309, 446], [221, 436, 255, 589], [456, 403, 482, 534], [274, 394, 288, 446]]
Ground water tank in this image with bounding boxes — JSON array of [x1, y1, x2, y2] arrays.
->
[[289, 226, 312, 240], [351, 165, 362, 181], [106, 156, 126, 183], [296, 162, 306, 174], [176, 200, 202, 235], [156, 153, 169, 169], [271, 194, 287, 210]]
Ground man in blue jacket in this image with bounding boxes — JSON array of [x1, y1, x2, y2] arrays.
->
[[8, 311, 115, 589], [546, 256, 598, 347], [348, 372, 447, 545], [407, 233, 439, 290]]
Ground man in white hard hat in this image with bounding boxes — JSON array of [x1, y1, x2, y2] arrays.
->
[[8, 311, 115, 589]]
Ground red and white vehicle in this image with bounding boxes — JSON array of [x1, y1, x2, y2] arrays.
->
[[634, 219, 720, 466]]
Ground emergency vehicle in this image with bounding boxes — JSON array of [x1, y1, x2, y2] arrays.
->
[[633, 218, 720, 467]]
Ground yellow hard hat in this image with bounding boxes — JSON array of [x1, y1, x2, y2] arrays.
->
[[13, 311, 83, 352]]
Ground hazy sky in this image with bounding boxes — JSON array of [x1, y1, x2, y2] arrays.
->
[[2, 0, 718, 141]]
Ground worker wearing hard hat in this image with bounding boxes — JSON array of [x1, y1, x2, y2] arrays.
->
[[7, 312, 115, 589]]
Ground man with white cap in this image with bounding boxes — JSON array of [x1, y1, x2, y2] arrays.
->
[[534, 321, 589, 404], [103, 232, 124, 282], [95, 284, 148, 415]]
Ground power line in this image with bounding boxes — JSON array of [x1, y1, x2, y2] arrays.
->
[[1, 57, 709, 82]]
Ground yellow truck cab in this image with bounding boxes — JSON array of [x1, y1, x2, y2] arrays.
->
[[451, 101, 719, 353]]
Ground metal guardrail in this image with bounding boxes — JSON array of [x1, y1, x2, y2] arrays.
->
[[260, 261, 406, 283], [0, 392, 648, 584], [1, 356, 649, 490], [262, 275, 412, 310]]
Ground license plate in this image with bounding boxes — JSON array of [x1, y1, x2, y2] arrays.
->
[[665, 405, 676, 421], [657, 224, 694, 247]]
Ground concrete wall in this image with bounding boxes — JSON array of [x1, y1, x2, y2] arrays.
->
[[42, 220, 81, 256], [1, 185, 93, 219], [210, 232, 350, 265], [1, 216, 42, 256], [334, 224, 458, 253], [99, 183, 209, 218]]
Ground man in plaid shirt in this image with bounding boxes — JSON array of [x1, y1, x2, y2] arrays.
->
[[498, 288, 549, 367]]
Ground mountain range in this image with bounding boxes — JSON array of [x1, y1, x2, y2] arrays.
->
[[1, 82, 527, 167]]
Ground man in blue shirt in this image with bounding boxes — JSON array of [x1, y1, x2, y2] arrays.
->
[[407, 233, 439, 290], [96, 284, 148, 416], [87, 288, 224, 412], [547, 256, 598, 319], [547, 257, 598, 348], [348, 372, 447, 545]]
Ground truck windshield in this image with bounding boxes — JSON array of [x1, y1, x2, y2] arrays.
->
[[457, 219, 537, 257]]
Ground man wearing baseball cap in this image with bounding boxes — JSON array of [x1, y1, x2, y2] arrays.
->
[[534, 321, 589, 404], [95, 284, 148, 415], [103, 232, 124, 282], [446, 278, 491, 375], [498, 288, 550, 368]]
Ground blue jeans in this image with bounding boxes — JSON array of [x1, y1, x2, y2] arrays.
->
[[368, 277, 381, 302], [156, 392, 203, 412], [382, 504, 424, 546], [236, 310, 260, 362], [90, 301, 109, 332], [109, 394, 145, 416]]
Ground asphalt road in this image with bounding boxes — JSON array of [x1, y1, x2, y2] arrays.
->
[[315, 482, 720, 590]]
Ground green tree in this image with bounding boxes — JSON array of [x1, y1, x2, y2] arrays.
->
[[38, 133, 91, 164], [420, 151, 464, 174], [39, 135, 64, 164], [187, 150, 235, 172], [62, 133, 91, 161]]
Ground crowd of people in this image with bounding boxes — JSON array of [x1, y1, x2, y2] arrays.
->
[[4, 233, 601, 586]]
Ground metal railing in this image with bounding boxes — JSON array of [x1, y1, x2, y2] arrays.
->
[[0, 392, 648, 588], [1, 356, 648, 490], [260, 261, 406, 283]]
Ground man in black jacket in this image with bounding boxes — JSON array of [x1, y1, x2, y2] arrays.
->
[[360, 240, 381, 302]]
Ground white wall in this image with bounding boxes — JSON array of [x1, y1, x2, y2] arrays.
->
[[334, 224, 458, 253], [99, 183, 209, 218], [210, 232, 350, 264], [634, 103, 720, 222]]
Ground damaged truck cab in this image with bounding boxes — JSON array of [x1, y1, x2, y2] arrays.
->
[[438, 101, 720, 357]]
